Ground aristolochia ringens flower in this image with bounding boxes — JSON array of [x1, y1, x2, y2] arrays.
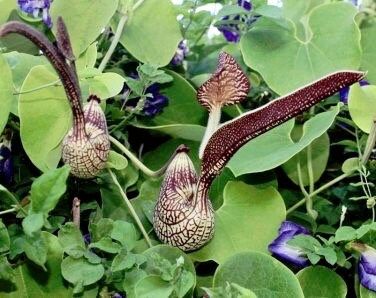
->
[[268, 221, 310, 267]]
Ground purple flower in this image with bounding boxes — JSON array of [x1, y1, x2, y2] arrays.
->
[[0, 136, 13, 186], [83, 233, 91, 245], [268, 221, 310, 267], [217, 0, 255, 43], [339, 79, 369, 104], [171, 40, 189, 66], [143, 84, 168, 117], [359, 246, 376, 292], [112, 293, 124, 298], [17, 0, 53, 28]]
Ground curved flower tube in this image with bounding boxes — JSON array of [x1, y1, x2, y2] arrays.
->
[[268, 221, 310, 267], [0, 18, 110, 178], [154, 52, 365, 251]]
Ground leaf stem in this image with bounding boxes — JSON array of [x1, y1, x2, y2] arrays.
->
[[109, 136, 167, 177], [13, 79, 61, 95], [108, 169, 152, 248], [0, 207, 16, 216], [287, 172, 352, 214], [361, 119, 376, 165], [297, 161, 317, 220], [98, 14, 128, 72]]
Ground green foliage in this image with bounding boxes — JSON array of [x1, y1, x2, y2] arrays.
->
[[348, 84, 376, 133], [0, 0, 376, 296], [241, 2, 361, 94], [50, 0, 119, 56], [0, 54, 14, 133], [116, 0, 182, 66], [296, 266, 347, 298], [213, 252, 304, 297]]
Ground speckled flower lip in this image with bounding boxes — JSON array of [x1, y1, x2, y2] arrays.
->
[[153, 52, 365, 251], [0, 18, 110, 179]]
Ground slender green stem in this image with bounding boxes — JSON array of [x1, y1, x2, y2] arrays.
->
[[109, 136, 168, 177], [0, 207, 16, 216], [133, 0, 145, 10], [98, 13, 128, 72], [297, 161, 317, 219], [108, 169, 152, 248], [287, 172, 352, 214], [13, 79, 61, 95], [361, 119, 376, 165], [199, 105, 221, 159]]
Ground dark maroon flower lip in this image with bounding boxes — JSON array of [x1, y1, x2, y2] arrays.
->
[[268, 221, 310, 267]]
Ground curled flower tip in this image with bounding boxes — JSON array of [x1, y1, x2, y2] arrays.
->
[[339, 79, 369, 104], [359, 245, 376, 292], [268, 221, 310, 267], [198, 52, 250, 158], [17, 0, 53, 28], [197, 52, 250, 111]]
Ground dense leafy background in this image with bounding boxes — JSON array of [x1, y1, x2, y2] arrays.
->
[[1, 0, 376, 297]]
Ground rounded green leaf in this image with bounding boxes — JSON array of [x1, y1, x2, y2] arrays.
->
[[360, 284, 376, 298], [0, 0, 16, 24], [19, 65, 71, 172], [61, 256, 104, 286], [50, 0, 118, 56], [297, 265, 347, 298], [81, 72, 125, 101], [135, 275, 174, 298], [117, 0, 182, 66], [0, 54, 14, 133], [348, 84, 376, 133], [227, 104, 341, 177], [3, 52, 47, 115], [282, 131, 329, 186], [360, 24, 376, 84], [189, 181, 286, 264], [240, 2, 361, 94], [213, 251, 304, 298]]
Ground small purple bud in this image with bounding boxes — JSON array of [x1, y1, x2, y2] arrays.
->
[[359, 246, 376, 292], [17, 0, 53, 28], [268, 221, 310, 267], [218, 0, 254, 43], [0, 130, 13, 186], [83, 233, 91, 245], [171, 40, 189, 66], [339, 79, 369, 104], [112, 293, 124, 298], [143, 84, 168, 117]]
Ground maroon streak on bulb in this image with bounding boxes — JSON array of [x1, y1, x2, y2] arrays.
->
[[0, 19, 110, 178]]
